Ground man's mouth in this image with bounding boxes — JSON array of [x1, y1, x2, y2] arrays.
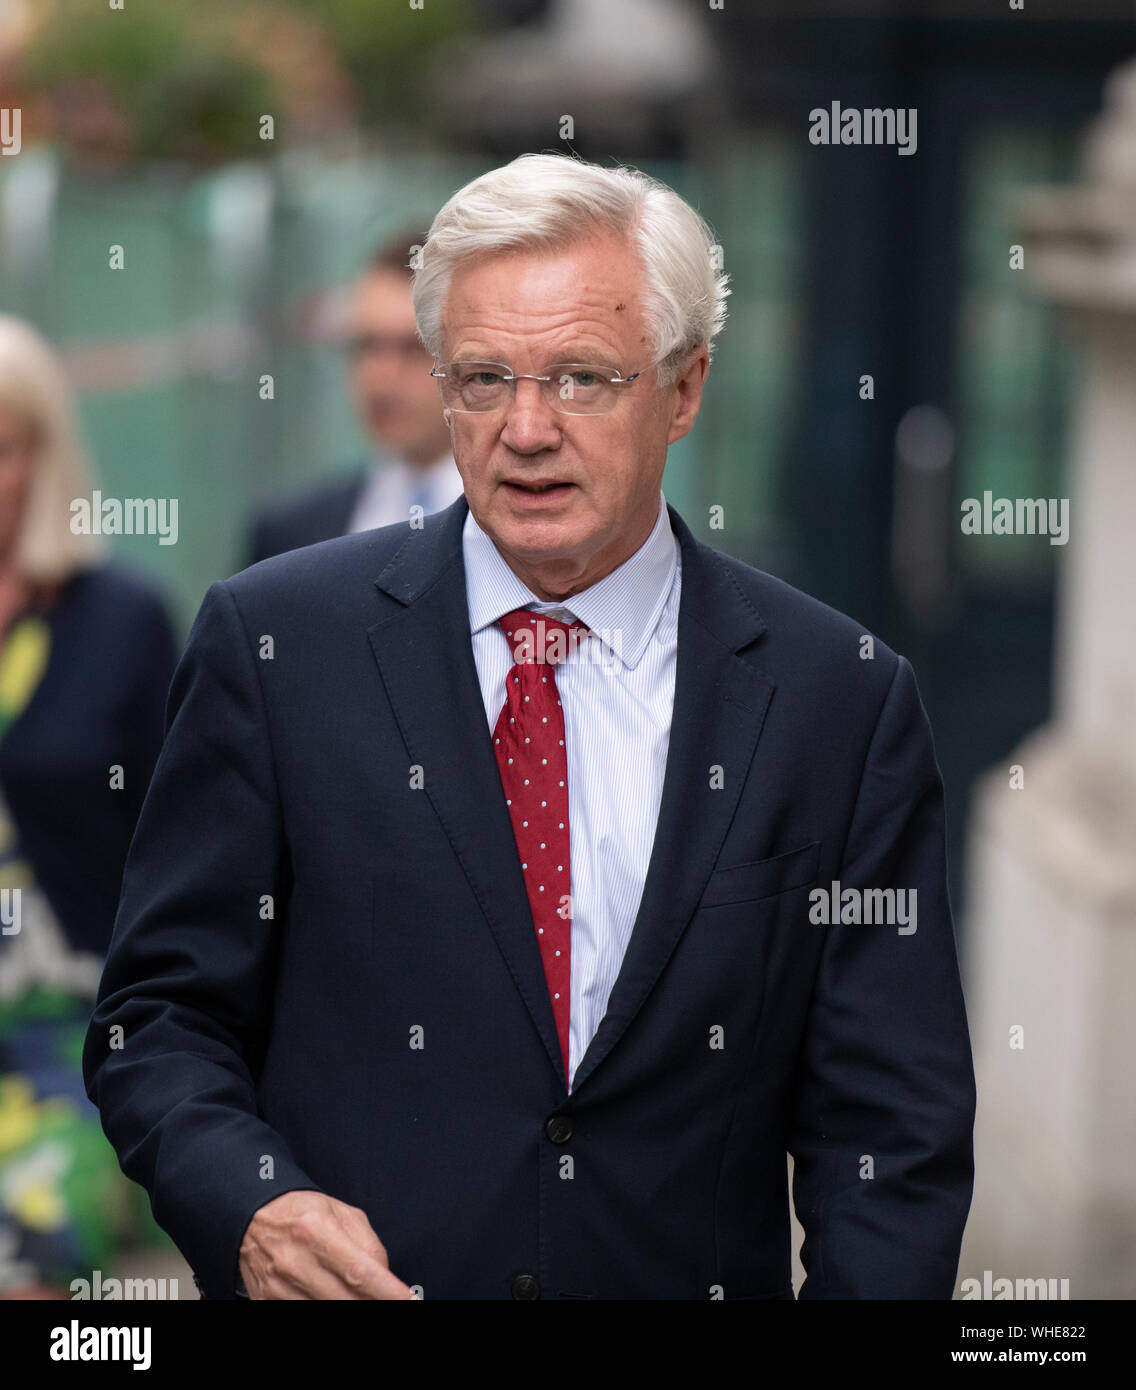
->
[[504, 480, 574, 495]]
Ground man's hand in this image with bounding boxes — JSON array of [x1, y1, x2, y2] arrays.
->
[[238, 1191, 419, 1300]]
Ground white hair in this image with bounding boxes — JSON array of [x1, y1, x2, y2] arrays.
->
[[411, 153, 729, 387], [0, 314, 104, 583]]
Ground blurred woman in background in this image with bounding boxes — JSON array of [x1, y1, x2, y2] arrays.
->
[[0, 314, 177, 1296]]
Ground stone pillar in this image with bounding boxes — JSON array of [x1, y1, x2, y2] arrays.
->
[[961, 59, 1136, 1299]]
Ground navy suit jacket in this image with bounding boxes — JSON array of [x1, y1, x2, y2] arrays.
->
[[84, 494, 975, 1300]]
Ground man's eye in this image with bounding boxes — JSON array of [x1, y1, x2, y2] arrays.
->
[[476, 372, 502, 385], [571, 372, 598, 386]]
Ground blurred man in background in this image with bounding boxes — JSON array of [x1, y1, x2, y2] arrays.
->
[[247, 228, 463, 564]]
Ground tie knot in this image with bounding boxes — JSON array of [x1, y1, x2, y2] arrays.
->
[[499, 607, 589, 667]]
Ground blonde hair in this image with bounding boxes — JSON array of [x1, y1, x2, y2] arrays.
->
[[412, 153, 729, 387], [0, 314, 104, 583]]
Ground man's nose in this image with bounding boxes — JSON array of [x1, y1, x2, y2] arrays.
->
[[500, 378, 561, 450], [365, 354, 412, 380]]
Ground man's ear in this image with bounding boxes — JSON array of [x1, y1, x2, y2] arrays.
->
[[666, 347, 710, 446]]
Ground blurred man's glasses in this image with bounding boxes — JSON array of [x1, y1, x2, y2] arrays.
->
[[345, 334, 429, 361], [430, 361, 652, 416]]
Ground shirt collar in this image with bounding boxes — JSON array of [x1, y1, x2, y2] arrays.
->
[[368, 451, 457, 481], [462, 490, 677, 671]]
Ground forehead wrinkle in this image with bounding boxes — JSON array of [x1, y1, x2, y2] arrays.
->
[[443, 245, 646, 365], [446, 309, 637, 368]]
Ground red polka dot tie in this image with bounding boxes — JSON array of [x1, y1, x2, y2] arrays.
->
[[493, 607, 589, 1086]]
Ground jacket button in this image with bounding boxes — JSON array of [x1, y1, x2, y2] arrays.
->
[[511, 1273, 541, 1300], [544, 1114, 573, 1143]]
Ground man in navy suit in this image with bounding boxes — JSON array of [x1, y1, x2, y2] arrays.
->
[[85, 153, 975, 1300], [247, 228, 463, 565]]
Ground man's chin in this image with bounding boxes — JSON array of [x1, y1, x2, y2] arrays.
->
[[368, 429, 410, 453], [484, 510, 588, 564]]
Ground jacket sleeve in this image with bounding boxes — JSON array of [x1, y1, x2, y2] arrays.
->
[[82, 579, 324, 1299], [788, 654, 976, 1298]]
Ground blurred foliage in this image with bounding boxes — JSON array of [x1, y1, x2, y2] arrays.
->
[[288, 0, 477, 127], [19, 0, 479, 165], [22, 1, 276, 164]]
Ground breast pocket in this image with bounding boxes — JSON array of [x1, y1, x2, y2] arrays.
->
[[698, 841, 820, 910]]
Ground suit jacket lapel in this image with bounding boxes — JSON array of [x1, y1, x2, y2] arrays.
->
[[367, 497, 567, 1085], [367, 496, 774, 1097], [570, 505, 773, 1091]]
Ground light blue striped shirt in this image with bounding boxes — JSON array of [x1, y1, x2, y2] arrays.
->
[[463, 491, 682, 1091]]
